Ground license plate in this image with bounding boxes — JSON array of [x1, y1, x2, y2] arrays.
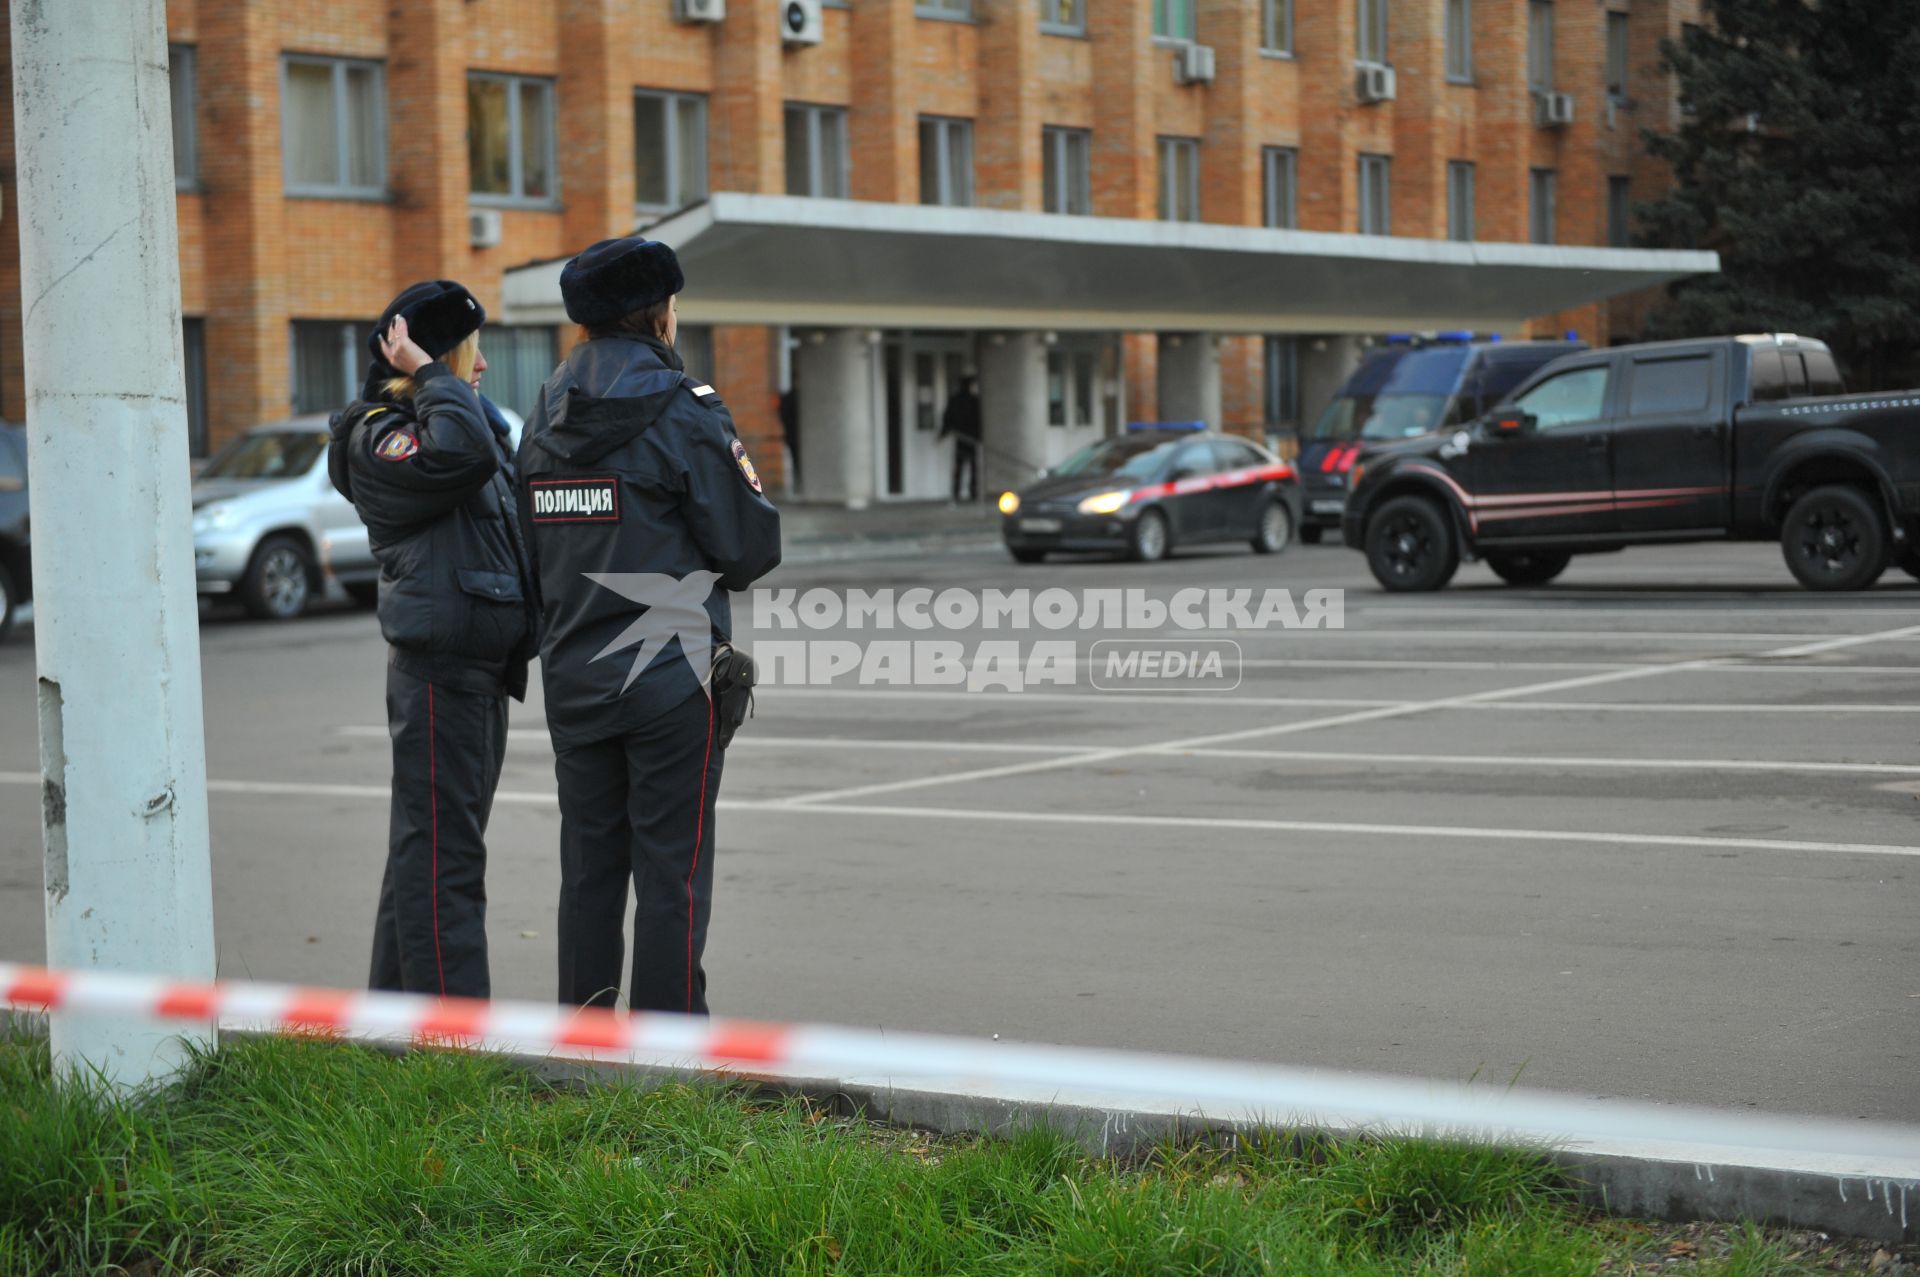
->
[[1019, 517, 1063, 533], [1311, 499, 1346, 514]]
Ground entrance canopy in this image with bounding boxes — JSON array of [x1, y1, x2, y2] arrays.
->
[[502, 193, 1717, 334]]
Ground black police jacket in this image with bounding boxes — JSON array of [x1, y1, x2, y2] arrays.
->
[[327, 363, 536, 700], [517, 335, 781, 750]]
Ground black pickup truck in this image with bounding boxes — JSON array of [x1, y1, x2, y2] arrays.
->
[[1342, 334, 1920, 592]]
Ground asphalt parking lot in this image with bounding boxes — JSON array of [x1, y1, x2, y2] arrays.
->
[[2, 538, 1915, 1122]]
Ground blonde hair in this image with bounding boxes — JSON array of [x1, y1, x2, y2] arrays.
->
[[382, 330, 481, 401]]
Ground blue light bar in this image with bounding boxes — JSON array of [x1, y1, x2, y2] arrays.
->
[[1384, 334, 1414, 345], [1488, 332, 1503, 342], [1127, 420, 1208, 432], [1435, 330, 1474, 342]]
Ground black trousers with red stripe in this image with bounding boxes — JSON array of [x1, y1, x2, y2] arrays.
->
[[369, 665, 507, 999], [553, 689, 724, 1014]]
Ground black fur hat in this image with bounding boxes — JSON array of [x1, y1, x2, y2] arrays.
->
[[362, 280, 486, 399], [560, 237, 685, 327]]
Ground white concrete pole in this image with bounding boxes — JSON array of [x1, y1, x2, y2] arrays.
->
[[11, 0, 217, 1084]]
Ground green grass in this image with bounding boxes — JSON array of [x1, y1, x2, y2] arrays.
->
[[0, 1024, 1859, 1276]]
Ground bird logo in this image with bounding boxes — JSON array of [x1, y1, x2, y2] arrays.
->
[[583, 570, 724, 693]]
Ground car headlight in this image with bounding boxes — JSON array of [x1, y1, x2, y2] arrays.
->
[[997, 491, 1020, 515], [1077, 490, 1132, 515], [191, 503, 238, 535]]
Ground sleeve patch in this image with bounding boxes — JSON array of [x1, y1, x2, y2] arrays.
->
[[374, 430, 420, 462], [731, 438, 763, 493]]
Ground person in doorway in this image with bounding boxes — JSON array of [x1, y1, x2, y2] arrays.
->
[[517, 236, 781, 1013], [938, 375, 983, 502], [327, 280, 537, 999]]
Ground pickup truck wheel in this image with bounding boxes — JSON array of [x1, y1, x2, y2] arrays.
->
[[1781, 484, 1888, 592], [1366, 496, 1459, 592], [240, 535, 316, 620], [1486, 552, 1572, 587]]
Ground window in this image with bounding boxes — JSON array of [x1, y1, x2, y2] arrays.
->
[[1628, 356, 1711, 416], [1041, 0, 1085, 35], [1262, 147, 1297, 229], [1158, 136, 1201, 222], [1606, 11, 1630, 98], [919, 116, 974, 207], [282, 56, 385, 197], [1042, 127, 1091, 215], [1529, 168, 1556, 244], [1444, 0, 1472, 81], [468, 73, 556, 203], [1357, 0, 1388, 63], [634, 91, 707, 213], [676, 325, 715, 384], [1265, 336, 1300, 425], [1447, 161, 1475, 241], [1262, 0, 1293, 54], [1751, 347, 1845, 401], [170, 45, 197, 188], [1152, 0, 1196, 42], [1527, 1, 1554, 90], [182, 318, 208, 457], [1047, 350, 1100, 428], [1514, 365, 1609, 430], [290, 320, 365, 415], [478, 325, 559, 425], [1358, 154, 1390, 235], [916, 0, 970, 17], [785, 103, 849, 197], [1607, 175, 1631, 247]]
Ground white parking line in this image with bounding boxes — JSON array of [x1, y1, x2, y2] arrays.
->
[[750, 689, 1920, 714], [774, 623, 1920, 807], [333, 726, 1092, 756]]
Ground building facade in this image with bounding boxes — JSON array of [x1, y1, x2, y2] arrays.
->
[[0, 0, 1705, 503]]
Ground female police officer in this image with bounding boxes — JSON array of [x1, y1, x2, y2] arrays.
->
[[328, 280, 536, 999], [517, 238, 780, 1013]]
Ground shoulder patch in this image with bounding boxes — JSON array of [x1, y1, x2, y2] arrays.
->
[[730, 438, 763, 493], [374, 430, 419, 462], [690, 384, 716, 398]]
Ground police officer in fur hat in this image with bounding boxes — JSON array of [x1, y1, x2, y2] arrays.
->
[[328, 280, 537, 999], [518, 238, 780, 1013]]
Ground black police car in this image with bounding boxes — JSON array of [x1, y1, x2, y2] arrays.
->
[[1298, 335, 1584, 542], [999, 425, 1301, 563]]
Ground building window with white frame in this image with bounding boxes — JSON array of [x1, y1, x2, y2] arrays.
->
[[1446, 161, 1475, 241], [1264, 336, 1300, 427], [1040, 0, 1085, 35], [282, 55, 385, 198], [1042, 126, 1091, 215], [1158, 136, 1201, 222], [1357, 0, 1388, 63], [1530, 168, 1557, 244], [1606, 10, 1630, 99], [634, 90, 707, 214], [1527, 0, 1554, 91], [1444, 0, 1472, 82], [1358, 154, 1390, 235], [916, 0, 970, 18], [170, 45, 197, 189], [1152, 0, 1196, 42], [1262, 147, 1297, 229], [468, 73, 556, 203], [290, 319, 367, 415], [784, 103, 850, 198], [919, 116, 974, 207], [1607, 175, 1632, 247], [1262, 0, 1292, 54]]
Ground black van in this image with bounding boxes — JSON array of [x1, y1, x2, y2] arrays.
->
[[1297, 336, 1584, 540]]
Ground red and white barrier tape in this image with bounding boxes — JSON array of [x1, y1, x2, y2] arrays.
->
[[5, 963, 1918, 1172]]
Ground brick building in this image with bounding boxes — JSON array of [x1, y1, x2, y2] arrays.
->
[[0, 0, 1710, 505]]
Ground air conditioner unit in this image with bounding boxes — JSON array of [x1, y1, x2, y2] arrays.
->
[[1355, 62, 1396, 104], [1173, 43, 1217, 86], [468, 208, 502, 250], [673, 0, 725, 22], [781, 0, 823, 45], [1535, 90, 1575, 127]]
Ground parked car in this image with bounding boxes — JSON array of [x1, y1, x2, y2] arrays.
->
[[1297, 334, 1584, 543], [1000, 425, 1302, 563], [193, 405, 524, 620], [0, 423, 30, 640], [1340, 333, 1920, 592]]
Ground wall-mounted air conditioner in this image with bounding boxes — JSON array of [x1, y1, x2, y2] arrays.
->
[[1535, 90, 1575, 127], [468, 208, 503, 249], [1173, 43, 1217, 86], [674, 0, 725, 22], [782, 0, 823, 45], [1355, 62, 1396, 104]]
